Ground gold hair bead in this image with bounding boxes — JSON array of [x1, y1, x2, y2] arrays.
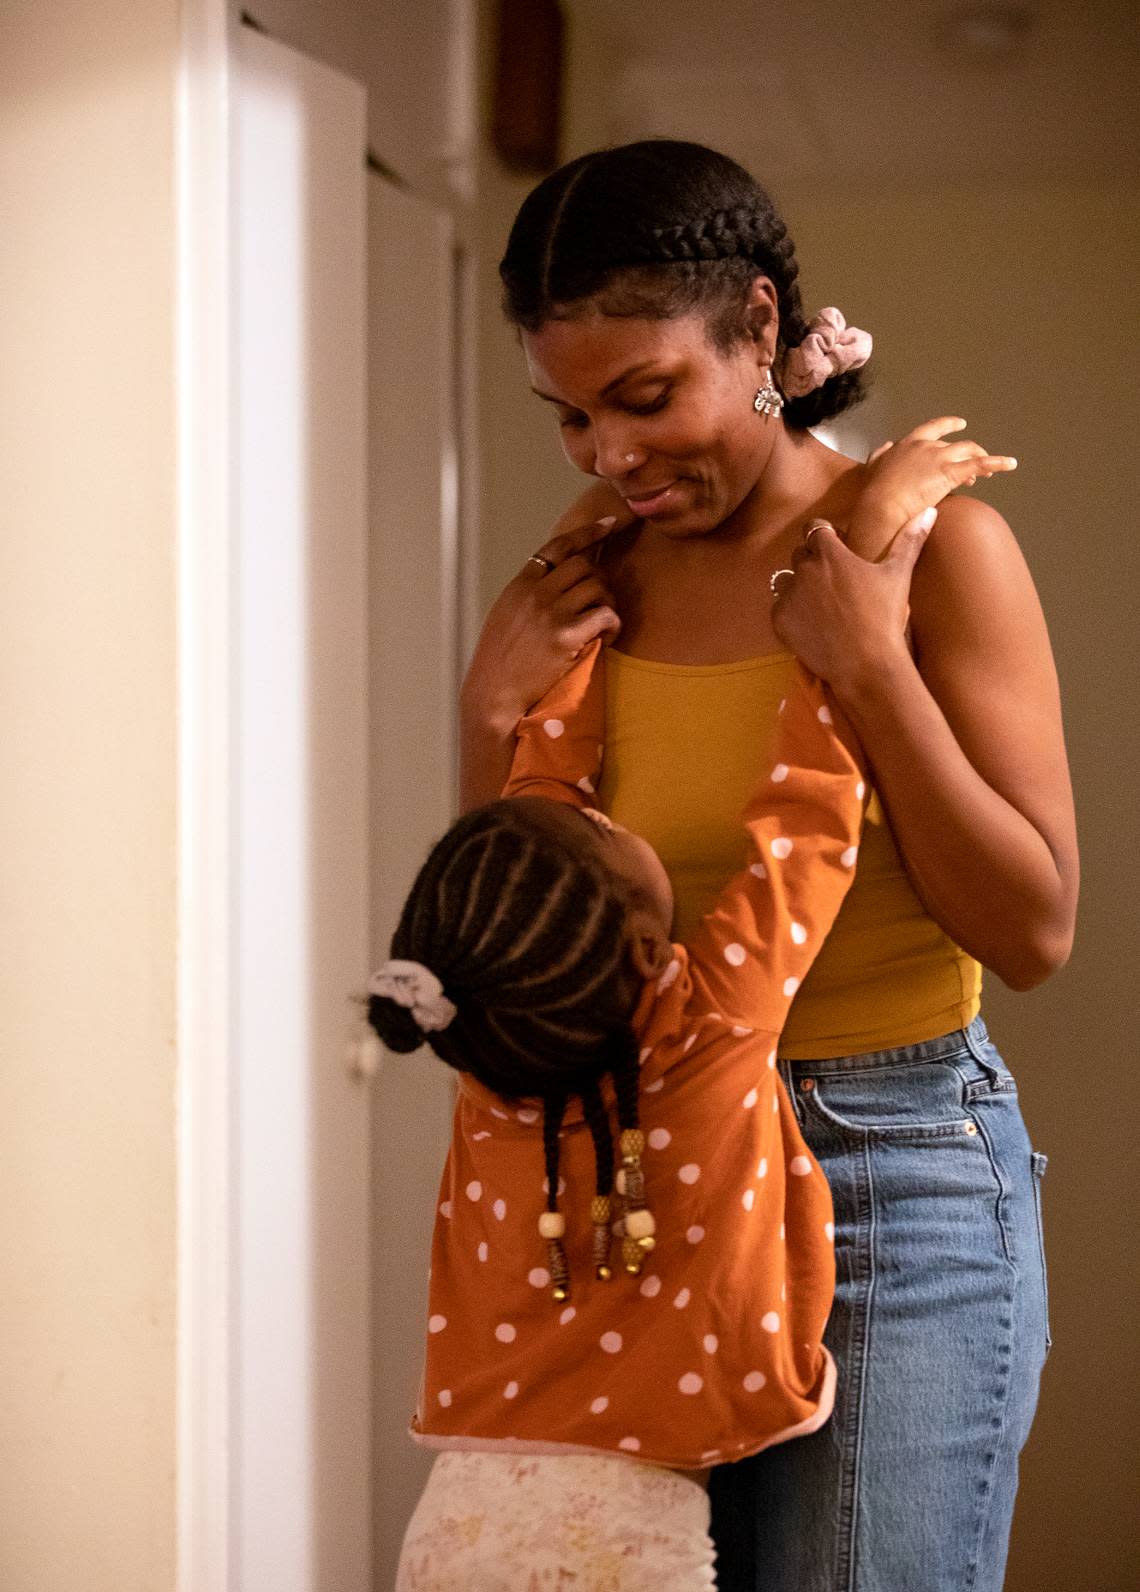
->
[[622, 1234, 646, 1275], [614, 1168, 628, 1197], [620, 1128, 646, 1159], [590, 1195, 612, 1224]]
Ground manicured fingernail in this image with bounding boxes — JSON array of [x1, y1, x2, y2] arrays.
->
[[598, 515, 618, 527], [917, 506, 937, 531]]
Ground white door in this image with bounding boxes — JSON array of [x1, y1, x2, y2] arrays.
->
[[233, 29, 371, 1590], [366, 175, 464, 1588]]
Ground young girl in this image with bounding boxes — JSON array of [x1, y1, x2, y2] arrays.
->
[[371, 436, 1013, 1589]]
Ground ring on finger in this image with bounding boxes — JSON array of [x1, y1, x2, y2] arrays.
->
[[526, 553, 555, 576], [769, 567, 795, 597], [803, 518, 833, 547]]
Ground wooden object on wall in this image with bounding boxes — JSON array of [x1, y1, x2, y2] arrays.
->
[[491, 0, 564, 174]]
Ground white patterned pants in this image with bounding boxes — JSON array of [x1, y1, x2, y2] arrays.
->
[[396, 1450, 718, 1590]]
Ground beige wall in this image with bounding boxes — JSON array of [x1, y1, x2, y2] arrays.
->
[[0, 3, 180, 1588], [785, 179, 1140, 1590], [476, 149, 1140, 1589]]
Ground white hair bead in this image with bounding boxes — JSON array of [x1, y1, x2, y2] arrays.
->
[[538, 1212, 566, 1239], [624, 1208, 656, 1241]]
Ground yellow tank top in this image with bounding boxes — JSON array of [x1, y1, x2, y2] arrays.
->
[[598, 648, 981, 1061]]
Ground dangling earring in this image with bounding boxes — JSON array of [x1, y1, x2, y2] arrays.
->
[[753, 368, 784, 418]]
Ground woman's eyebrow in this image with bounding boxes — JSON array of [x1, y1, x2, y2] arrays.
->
[[529, 362, 666, 405]]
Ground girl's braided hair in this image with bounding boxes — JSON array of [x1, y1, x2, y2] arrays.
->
[[367, 799, 645, 1269], [499, 138, 866, 431]]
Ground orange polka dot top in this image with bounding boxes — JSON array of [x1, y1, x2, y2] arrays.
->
[[409, 643, 868, 1470]]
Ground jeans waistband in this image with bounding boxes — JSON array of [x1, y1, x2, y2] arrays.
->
[[779, 1015, 991, 1078]]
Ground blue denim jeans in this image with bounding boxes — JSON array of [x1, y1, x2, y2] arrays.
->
[[709, 1017, 1051, 1592]]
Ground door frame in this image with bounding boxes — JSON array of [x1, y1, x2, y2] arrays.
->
[[175, 6, 481, 1587], [175, 2, 237, 1588]]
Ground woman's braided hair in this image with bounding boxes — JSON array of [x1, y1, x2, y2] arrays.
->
[[367, 799, 645, 1275], [500, 138, 866, 430]]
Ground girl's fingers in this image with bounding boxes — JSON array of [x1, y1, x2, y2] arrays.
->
[[561, 606, 621, 653], [903, 416, 969, 443]]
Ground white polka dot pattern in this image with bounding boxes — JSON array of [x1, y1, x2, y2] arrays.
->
[[771, 837, 793, 860], [600, 1332, 623, 1354], [495, 1323, 516, 1343], [428, 1315, 447, 1333], [542, 718, 564, 738], [724, 942, 746, 966], [679, 1373, 703, 1395]]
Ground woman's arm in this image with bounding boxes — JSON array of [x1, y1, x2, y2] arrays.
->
[[773, 497, 1078, 990], [459, 494, 634, 812]]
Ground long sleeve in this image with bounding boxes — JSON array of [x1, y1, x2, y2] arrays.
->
[[685, 665, 868, 1032], [502, 639, 605, 808]]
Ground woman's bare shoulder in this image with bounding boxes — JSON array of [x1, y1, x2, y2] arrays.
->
[[909, 494, 1046, 658]]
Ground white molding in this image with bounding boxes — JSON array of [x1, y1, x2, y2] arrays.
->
[[175, 2, 234, 1588]]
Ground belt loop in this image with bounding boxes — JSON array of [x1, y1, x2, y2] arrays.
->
[[778, 1057, 806, 1126], [962, 1018, 1000, 1086]]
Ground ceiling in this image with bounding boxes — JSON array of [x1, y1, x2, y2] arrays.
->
[[563, 0, 1140, 188]]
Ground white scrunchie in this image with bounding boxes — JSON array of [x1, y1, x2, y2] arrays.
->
[[782, 307, 873, 399], [368, 958, 457, 1033]]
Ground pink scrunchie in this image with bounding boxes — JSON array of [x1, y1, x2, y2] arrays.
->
[[782, 308, 872, 399]]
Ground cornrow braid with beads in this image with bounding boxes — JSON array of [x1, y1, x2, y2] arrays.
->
[[367, 799, 654, 1302], [500, 138, 866, 432]]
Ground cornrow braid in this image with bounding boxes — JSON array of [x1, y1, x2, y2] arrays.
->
[[366, 799, 656, 1300], [500, 138, 866, 430]]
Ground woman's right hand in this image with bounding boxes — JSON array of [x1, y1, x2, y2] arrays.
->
[[461, 515, 627, 734]]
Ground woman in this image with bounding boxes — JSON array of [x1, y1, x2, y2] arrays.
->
[[460, 140, 1076, 1591]]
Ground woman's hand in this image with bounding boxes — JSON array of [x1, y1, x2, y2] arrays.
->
[[462, 515, 627, 735], [770, 511, 934, 691]]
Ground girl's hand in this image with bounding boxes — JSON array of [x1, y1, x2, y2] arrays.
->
[[852, 417, 1016, 554], [771, 510, 934, 691], [461, 515, 626, 732]]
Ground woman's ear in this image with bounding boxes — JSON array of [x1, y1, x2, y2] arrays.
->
[[624, 908, 674, 981], [745, 274, 780, 361]]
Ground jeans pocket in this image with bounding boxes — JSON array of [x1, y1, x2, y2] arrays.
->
[[1030, 1150, 1053, 1359], [798, 1058, 982, 1143]]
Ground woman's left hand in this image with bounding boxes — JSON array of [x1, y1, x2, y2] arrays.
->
[[771, 511, 934, 691]]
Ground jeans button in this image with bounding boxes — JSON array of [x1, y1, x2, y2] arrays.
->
[[800, 1078, 815, 1092], [963, 1121, 978, 1136]]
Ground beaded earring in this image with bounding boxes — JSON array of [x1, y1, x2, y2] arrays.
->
[[753, 369, 784, 418]]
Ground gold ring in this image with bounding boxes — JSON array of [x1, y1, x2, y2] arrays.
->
[[527, 554, 555, 575], [769, 568, 795, 597], [803, 518, 833, 546]]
